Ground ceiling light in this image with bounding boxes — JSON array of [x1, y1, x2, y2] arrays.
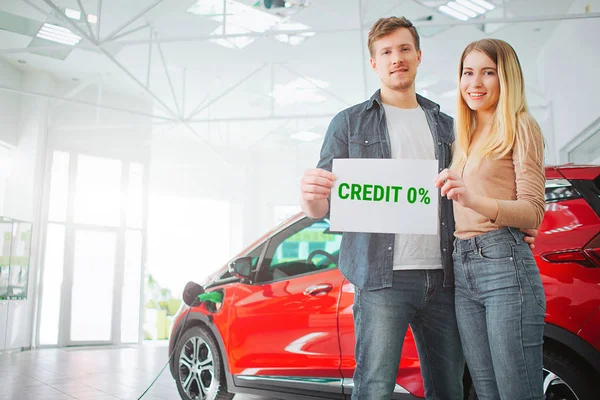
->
[[448, 2, 478, 18], [439, 5, 468, 21], [290, 130, 320, 142], [65, 8, 81, 20], [189, 0, 314, 49], [87, 14, 98, 24], [36, 23, 81, 46], [469, 0, 495, 10], [456, 0, 486, 13]]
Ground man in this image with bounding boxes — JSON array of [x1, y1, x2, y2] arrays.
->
[[300, 16, 464, 400]]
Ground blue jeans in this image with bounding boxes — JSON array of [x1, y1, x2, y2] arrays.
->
[[352, 269, 464, 400], [453, 228, 546, 400]]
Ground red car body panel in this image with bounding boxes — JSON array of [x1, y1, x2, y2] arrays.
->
[[225, 268, 345, 378], [534, 198, 600, 334], [579, 307, 600, 350]]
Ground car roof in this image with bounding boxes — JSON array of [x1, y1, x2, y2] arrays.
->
[[550, 164, 600, 180]]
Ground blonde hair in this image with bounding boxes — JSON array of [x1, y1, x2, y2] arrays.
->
[[452, 39, 543, 171], [368, 16, 420, 57]]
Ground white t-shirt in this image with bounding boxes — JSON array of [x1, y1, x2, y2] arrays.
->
[[382, 103, 442, 270]]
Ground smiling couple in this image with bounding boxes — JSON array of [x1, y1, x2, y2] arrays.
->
[[300, 16, 545, 400]]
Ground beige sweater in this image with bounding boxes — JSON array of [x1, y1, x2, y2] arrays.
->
[[453, 132, 546, 239]]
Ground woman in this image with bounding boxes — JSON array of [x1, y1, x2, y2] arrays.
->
[[434, 39, 546, 399]]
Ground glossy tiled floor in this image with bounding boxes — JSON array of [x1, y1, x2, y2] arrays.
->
[[0, 343, 274, 400]]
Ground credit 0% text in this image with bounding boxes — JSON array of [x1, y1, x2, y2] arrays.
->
[[337, 183, 431, 205]]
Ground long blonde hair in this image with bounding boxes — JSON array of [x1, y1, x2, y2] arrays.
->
[[452, 39, 543, 171]]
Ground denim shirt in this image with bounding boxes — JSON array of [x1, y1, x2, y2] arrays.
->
[[316, 90, 456, 290]]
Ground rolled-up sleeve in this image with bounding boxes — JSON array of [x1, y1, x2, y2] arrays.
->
[[494, 124, 546, 229]]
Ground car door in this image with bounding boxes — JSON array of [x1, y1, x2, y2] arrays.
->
[[225, 218, 345, 396]]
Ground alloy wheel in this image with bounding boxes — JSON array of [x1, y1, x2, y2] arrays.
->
[[543, 368, 579, 400], [179, 336, 217, 399]]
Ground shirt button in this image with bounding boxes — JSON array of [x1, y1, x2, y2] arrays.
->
[[388, 247, 392, 250], [365, 140, 369, 144], [442, 222, 446, 226], [437, 141, 441, 145], [443, 248, 447, 252]]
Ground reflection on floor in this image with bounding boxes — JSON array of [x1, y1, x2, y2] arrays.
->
[[0, 343, 275, 400]]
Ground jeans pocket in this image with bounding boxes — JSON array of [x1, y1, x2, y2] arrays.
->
[[521, 260, 546, 311], [477, 241, 514, 262]]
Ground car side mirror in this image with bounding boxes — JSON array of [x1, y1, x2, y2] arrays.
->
[[228, 256, 253, 280]]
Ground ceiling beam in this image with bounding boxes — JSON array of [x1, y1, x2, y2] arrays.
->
[[184, 63, 269, 121], [4, 10, 599, 55], [155, 33, 181, 118], [96, 0, 102, 39], [187, 113, 336, 123], [0, 84, 176, 121], [67, 12, 600, 46], [105, 23, 150, 43], [38, 0, 232, 167], [279, 63, 352, 107], [77, 0, 96, 43], [101, 0, 165, 42]]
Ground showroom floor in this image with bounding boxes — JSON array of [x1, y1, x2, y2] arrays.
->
[[0, 343, 274, 400]]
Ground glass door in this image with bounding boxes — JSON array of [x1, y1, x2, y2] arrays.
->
[[38, 151, 145, 347], [68, 229, 117, 344]]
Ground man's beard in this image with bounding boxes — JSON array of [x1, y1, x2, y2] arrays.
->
[[385, 74, 415, 91]]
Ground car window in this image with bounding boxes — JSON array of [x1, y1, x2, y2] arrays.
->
[[256, 219, 342, 283]]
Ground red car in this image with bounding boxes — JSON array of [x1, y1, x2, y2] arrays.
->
[[169, 165, 600, 400]]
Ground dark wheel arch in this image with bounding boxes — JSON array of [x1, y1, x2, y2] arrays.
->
[[169, 312, 235, 392]]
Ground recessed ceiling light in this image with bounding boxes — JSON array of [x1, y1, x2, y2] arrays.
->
[[448, 2, 478, 18], [439, 5, 469, 21], [65, 8, 81, 20], [87, 14, 98, 24], [469, 0, 495, 11], [36, 23, 81, 46], [439, 0, 494, 21], [456, 0, 485, 14]]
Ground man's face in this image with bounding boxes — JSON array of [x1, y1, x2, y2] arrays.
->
[[370, 28, 422, 92]]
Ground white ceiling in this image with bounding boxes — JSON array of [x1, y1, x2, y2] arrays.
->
[[0, 0, 598, 152]]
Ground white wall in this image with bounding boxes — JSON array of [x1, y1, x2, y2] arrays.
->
[[0, 59, 21, 147], [48, 83, 153, 163], [1, 71, 50, 350], [538, 1, 600, 161]]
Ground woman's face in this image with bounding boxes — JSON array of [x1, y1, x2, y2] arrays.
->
[[460, 50, 500, 115]]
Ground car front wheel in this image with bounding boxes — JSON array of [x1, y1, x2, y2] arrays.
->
[[174, 325, 233, 400]]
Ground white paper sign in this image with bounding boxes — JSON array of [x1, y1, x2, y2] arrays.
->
[[330, 159, 439, 235]]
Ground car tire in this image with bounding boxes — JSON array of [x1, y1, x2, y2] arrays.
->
[[174, 325, 234, 400], [466, 347, 599, 400], [542, 347, 599, 400]]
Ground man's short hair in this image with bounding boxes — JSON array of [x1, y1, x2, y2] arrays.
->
[[367, 16, 420, 57]]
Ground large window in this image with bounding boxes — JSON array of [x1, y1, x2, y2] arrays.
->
[[565, 118, 600, 164]]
